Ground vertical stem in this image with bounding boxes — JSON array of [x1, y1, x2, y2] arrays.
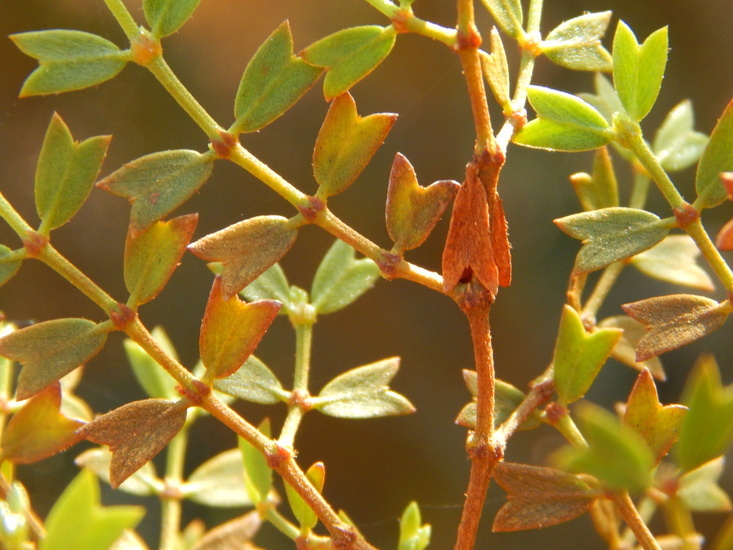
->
[[279, 322, 314, 448], [159, 424, 190, 550], [102, 0, 140, 39], [610, 490, 662, 550]]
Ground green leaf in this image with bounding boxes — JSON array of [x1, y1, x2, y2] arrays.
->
[[144, 0, 202, 38], [1, 382, 84, 464], [311, 240, 381, 314], [542, 11, 613, 71], [200, 277, 280, 381], [653, 100, 708, 172], [123, 326, 179, 401], [233, 22, 323, 133], [184, 449, 253, 508], [313, 92, 397, 198], [622, 294, 729, 361], [480, 29, 511, 110], [0, 318, 108, 400], [553, 402, 654, 491], [570, 147, 619, 211], [35, 113, 111, 232], [76, 447, 161, 497], [188, 215, 298, 298], [480, 0, 523, 37], [97, 149, 214, 236], [314, 357, 415, 419], [555, 207, 670, 274], [492, 462, 600, 532], [238, 420, 272, 505], [214, 355, 286, 404], [611, 22, 668, 121], [240, 263, 291, 307], [398, 501, 431, 550], [676, 355, 733, 472], [678, 457, 732, 512], [300, 26, 396, 101], [631, 235, 714, 291], [695, 99, 733, 209], [553, 305, 622, 404], [623, 369, 687, 463], [41, 469, 143, 550], [124, 214, 198, 305], [0, 245, 22, 287], [11, 30, 129, 96], [386, 153, 460, 252], [285, 462, 324, 532], [514, 86, 611, 151], [597, 316, 665, 380], [578, 72, 624, 124]]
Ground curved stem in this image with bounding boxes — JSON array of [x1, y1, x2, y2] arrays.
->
[[581, 261, 626, 322]]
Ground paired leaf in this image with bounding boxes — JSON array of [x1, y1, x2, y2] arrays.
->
[[184, 449, 252, 507], [11, 30, 129, 96], [569, 147, 619, 211], [653, 100, 708, 172], [542, 12, 613, 71], [238, 420, 272, 505], [480, 0, 523, 37], [76, 447, 161, 496], [214, 355, 285, 404], [597, 316, 665, 380], [492, 462, 599, 531], [622, 294, 729, 361], [124, 326, 179, 400], [144, 0, 202, 38], [313, 357, 415, 418], [514, 86, 612, 151], [695, 99, 733, 209], [313, 92, 396, 198], [78, 399, 188, 488], [398, 501, 431, 550], [1, 382, 84, 464], [189, 215, 298, 297], [234, 22, 323, 133], [0, 318, 108, 400], [480, 29, 511, 110], [200, 277, 281, 380], [553, 305, 622, 404], [311, 239, 380, 314], [631, 235, 714, 291], [125, 214, 198, 305], [611, 22, 668, 121], [676, 355, 733, 472], [623, 369, 686, 463], [285, 462, 324, 532], [41, 469, 143, 550], [301, 26, 396, 101], [35, 113, 111, 232], [386, 153, 460, 251], [555, 207, 670, 274], [553, 402, 655, 491], [678, 457, 732, 512], [0, 245, 22, 287]]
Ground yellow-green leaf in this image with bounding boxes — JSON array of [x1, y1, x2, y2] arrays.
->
[[542, 11, 613, 71], [144, 0, 202, 38], [284, 462, 324, 532], [695, 99, 733, 209]]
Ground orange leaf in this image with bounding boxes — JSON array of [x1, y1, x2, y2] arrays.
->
[[715, 217, 733, 251]]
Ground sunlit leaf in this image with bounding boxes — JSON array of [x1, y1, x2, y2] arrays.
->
[[313, 92, 396, 198], [597, 316, 665, 380], [144, 0, 202, 38], [678, 457, 732, 512], [631, 235, 714, 291], [578, 73, 624, 124], [284, 462, 324, 532], [185, 449, 252, 507], [695, 99, 733, 209], [190, 510, 263, 550], [214, 355, 285, 404], [480, 0, 523, 37], [570, 147, 619, 211], [480, 29, 511, 110], [76, 447, 161, 496], [238, 420, 272, 505], [542, 11, 612, 71], [398, 501, 431, 550], [653, 100, 708, 172]]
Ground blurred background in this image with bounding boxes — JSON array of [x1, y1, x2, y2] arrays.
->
[[1, 0, 732, 548]]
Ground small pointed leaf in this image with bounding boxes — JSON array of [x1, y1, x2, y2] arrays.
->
[[631, 235, 714, 291], [0, 318, 108, 400], [200, 277, 280, 380], [184, 449, 252, 507], [480, 29, 511, 109], [1, 382, 84, 464], [125, 214, 198, 305], [579, 72, 624, 124], [386, 153, 460, 251], [653, 100, 708, 172], [678, 457, 732, 512], [97, 149, 214, 236], [42, 469, 144, 550], [124, 327, 179, 401], [144, 0, 202, 38], [597, 316, 665, 380], [492, 462, 600, 531], [695, 100, 733, 209], [238, 420, 272, 505], [313, 92, 396, 198], [285, 462, 324, 531], [623, 369, 687, 463], [234, 22, 323, 133], [35, 113, 111, 232], [189, 216, 298, 297], [0, 245, 22, 287], [398, 501, 431, 550], [190, 510, 263, 550], [11, 30, 129, 96], [77, 399, 187, 488], [314, 358, 415, 418], [555, 207, 670, 274], [480, 0, 523, 37], [542, 11, 613, 71], [301, 26, 396, 101], [311, 239, 380, 314], [76, 447, 160, 496], [622, 294, 729, 361], [214, 355, 285, 404], [570, 147, 619, 211]]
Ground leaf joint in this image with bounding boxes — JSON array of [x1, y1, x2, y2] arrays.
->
[[210, 130, 238, 159], [109, 302, 136, 330], [296, 195, 326, 222], [22, 231, 48, 257], [130, 29, 162, 66], [673, 202, 700, 229]]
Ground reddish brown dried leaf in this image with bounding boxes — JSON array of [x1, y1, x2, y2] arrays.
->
[[622, 294, 730, 361], [191, 510, 263, 550], [77, 398, 187, 488], [492, 462, 599, 532], [1, 382, 84, 464], [200, 277, 281, 380]]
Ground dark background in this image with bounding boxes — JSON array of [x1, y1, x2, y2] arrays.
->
[[1, 1, 732, 548]]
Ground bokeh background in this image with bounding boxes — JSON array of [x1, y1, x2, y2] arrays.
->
[[1, 0, 732, 548]]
